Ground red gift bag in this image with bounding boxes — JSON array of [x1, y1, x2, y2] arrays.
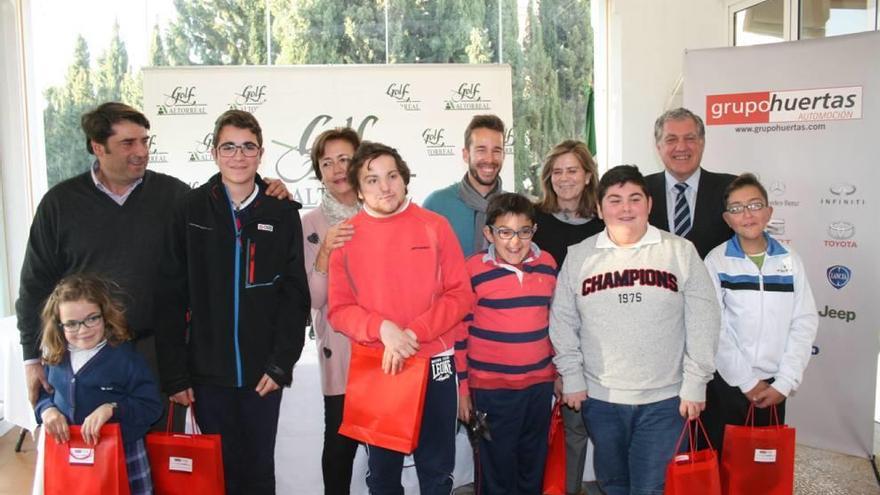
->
[[542, 401, 566, 495], [45, 423, 130, 495], [721, 405, 795, 495], [339, 344, 429, 454], [146, 404, 226, 495], [664, 418, 722, 495]]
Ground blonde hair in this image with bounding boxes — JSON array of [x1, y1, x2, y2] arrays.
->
[[537, 140, 599, 218], [40, 274, 132, 365]]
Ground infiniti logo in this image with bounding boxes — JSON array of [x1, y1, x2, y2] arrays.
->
[[829, 183, 856, 196]]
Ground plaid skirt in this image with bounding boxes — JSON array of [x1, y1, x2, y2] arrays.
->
[[124, 438, 153, 495]]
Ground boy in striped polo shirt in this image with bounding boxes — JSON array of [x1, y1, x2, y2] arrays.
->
[[455, 192, 558, 494]]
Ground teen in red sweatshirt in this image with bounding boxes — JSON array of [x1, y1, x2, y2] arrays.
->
[[328, 142, 472, 495]]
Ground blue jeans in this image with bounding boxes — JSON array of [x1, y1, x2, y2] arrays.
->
[[582, 396, 684, 495]]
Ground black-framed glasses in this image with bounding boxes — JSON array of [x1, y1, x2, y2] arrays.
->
[[725, 202, 766, 215], [217, 142, 260, 157], [489, 225, 537, 240], [59, 313, 103, 334]]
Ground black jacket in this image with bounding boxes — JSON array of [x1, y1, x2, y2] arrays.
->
[[157, 173, 309, 394], [646, 168, 736, 259]]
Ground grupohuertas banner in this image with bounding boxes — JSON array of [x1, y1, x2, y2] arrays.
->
[[142, 64, 514, 208], [684, 31, 880, 457]]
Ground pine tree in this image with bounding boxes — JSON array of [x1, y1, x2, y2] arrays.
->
[[43, 36, 95, 186], [148, 23, 169, 66]]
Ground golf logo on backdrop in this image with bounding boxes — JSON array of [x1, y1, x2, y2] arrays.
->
[[422, 128, 455, 156], [157, 86, 207, 116], [826, 265, 852, 289], [820, 182, 866, 206], [504, 128, 515, 155], [705, 86, 862, 125], [230, 84, 268, 112], [386, 83, 421, 111], [271, 114, 379, 207], [445, 82, 491, 111], [188, 133, 214, 162], [148, 135, 169, 163]]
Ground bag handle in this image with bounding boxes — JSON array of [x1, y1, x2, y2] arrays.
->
[[547, 400, 563, 443], [745, 403, 782, 428], [165, 402, 199, 434], [672, 417, 715, 462]]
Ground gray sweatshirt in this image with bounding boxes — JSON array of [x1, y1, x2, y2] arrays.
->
[[549, 226, 720, 405]]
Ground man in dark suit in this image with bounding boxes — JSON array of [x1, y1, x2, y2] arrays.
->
[[646, 108, 736, 259]]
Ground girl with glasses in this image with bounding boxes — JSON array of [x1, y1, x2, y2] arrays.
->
[[34, 273, 163, 495]]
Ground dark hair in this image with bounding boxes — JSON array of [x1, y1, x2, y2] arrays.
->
[[310, 128, 361, 180], [654, 107, 705, 143], [486, 193, 536, 226], [40, 274, 132, 366], [212, 109, 263, 148], [464, 114, 505, 149], [597, 165, 650, 202], [81, 102, 150, 154], [723, 173, 768, 206], [347, 141, 411, 192], [537, 140, 599, 217]]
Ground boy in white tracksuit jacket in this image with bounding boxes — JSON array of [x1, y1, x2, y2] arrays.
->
[[701, 173, 818, 451]]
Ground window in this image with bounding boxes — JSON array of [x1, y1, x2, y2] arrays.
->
[[729, 0, 878, 45], [25, 0, 596, 197]]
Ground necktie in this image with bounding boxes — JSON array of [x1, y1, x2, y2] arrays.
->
[[673, 182, 692, 237]]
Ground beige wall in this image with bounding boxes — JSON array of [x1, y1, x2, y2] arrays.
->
[[597, 0, 728, 174]]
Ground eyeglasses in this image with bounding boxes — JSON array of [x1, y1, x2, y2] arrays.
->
[[489, 225, 537, 240], [217, 142, 261, 157], [59, 313, 103, 334], [319, 155, 352, 169], [725, 202, 766, 215]]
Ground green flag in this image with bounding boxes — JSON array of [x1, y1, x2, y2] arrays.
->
[[585, 83, 597, 156]]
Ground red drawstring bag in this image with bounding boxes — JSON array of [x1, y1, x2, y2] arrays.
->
[[339, 344, 429, 454], [542, 401, 566, 495], [720, 405, 795, 495], [664, 418, 722, 495], [146, 404, 226, 495], [45, 423, 130, 495]]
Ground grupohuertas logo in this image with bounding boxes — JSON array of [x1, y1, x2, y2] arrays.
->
[[705, 86, 862, 125], [444, 82, 491, 111], [156, 86, 207, 116], [188, 133, 214, 162], [422, 128, 454, 157], [386, 83, 420, 111], [826, 265, 852, 290], [148, 135, 168, 163], [271, 114, 378, 206], [230, 84, 268, 113]]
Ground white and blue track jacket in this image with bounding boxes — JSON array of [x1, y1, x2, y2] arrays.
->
[[704, 233, 818, 397]]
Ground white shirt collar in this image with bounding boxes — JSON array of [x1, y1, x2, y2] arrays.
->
[[595, 224, 663, 249], [229, 184, 260, 211], [91, 161, 143, 205], [481, 244, 542, 284], [664, 167, 701, 192]]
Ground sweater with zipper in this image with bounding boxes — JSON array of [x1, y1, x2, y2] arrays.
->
[[327, 202, 472, 356], [156, 173, 310, 394], [704, 233, 818, 397]]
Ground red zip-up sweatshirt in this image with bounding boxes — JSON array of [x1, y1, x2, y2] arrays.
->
[[327, 202, 472, 356]]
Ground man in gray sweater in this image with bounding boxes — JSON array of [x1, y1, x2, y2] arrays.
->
[[550, 165, 720, 495]]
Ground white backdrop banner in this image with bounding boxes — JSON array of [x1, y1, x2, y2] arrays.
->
[[142, 64, 514, 208], [684, 31, 880, 457]]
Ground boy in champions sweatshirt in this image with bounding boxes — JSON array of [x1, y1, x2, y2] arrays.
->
[[550, 165, 720, 495]]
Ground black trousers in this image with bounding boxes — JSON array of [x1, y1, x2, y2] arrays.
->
[[131, 335, 186, 431], [323, 394, 360, 494], [700, 372, 787, 453], [193, 383, 283, 495]]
